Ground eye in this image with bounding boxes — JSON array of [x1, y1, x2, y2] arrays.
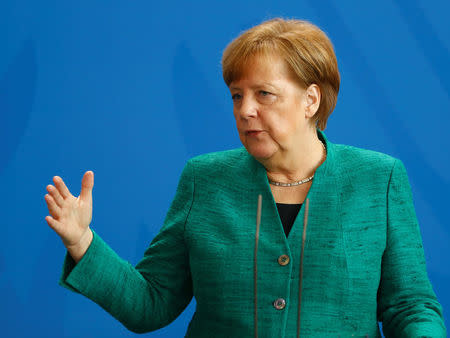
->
[[231, 93, 242, 101], [258, 90, 276, 104]]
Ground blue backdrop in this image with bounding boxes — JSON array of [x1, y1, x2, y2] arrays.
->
[[1, 1, 449, 337]]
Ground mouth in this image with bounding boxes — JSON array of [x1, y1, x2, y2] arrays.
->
[[246, 130, 263, 136]]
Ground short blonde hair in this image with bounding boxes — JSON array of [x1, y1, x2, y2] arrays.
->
[[221, 18, 340, 131]]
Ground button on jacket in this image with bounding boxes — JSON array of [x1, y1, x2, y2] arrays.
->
[[59, 128, 447, 337]]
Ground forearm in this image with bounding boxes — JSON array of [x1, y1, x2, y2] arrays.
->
[[380, 295, 446, 337], [59, 230, 192, 333], [379, 159, 447, 337], [402, 318, 447, 338], [59, 161, 195, 333]]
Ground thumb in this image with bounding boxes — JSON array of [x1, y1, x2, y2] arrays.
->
[[80, 170, 94, 201]]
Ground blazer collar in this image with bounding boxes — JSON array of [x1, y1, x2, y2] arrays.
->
[[248, 128, 339, 337], [248, 127, 337, 188]]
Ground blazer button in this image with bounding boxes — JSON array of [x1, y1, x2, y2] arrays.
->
[[278, 254, 290, 266], [273, 298, 286, 310]]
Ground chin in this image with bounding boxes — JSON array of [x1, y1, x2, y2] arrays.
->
[[244, 143, 276, 160], [239, 134, 278, 160]]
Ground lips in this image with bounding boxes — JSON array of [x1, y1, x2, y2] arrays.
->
[[246, 130, 263, 136]]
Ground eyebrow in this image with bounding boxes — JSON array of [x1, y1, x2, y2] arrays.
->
[[229, 82, 280, 91]]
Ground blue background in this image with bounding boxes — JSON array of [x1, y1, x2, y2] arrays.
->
[[1, 0, 449, 337]]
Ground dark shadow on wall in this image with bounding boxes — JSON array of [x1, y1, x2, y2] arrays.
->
[[29, 232, 65, 334], [172, 41, 232, 158], [307, 0, 449, 237], [0, 232, 64, 336], [133, 220, 158, 266], [395, 0, 450, 98], [0, 280, 28, 337], [0, 38, 37, 174], [0, 40, 37, 322]]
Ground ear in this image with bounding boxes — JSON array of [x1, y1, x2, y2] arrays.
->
[[304, 84, 321, 118]]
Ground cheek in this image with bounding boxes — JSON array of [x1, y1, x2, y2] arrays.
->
[[264, 114, 295, 140], [232, 105, 241, 121], [264, 111, 285, 130], [233, 115, 245, 133]]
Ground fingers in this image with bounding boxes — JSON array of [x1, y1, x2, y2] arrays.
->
[[46, 184, 64, 207], [44, 193, 62, 219], [45, 215, 63, 234], [80, 171, 94, 201], [53, 176, 72, 199]]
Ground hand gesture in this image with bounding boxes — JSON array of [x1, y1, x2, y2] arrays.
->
[[44, 171, 94, 261]]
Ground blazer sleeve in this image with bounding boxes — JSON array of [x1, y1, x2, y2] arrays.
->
[[58, 160, 195, 333], [377, 158, 447, 337]]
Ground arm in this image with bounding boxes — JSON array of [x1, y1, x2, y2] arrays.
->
[[377, 159, 447, 337], [59, 160, 195, 333]]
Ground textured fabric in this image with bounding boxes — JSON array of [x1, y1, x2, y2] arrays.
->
[[276, 203, 302, 238], [58, 128, 447, 337]]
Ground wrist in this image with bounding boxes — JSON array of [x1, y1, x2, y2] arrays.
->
[[67, 228, 93, 263]]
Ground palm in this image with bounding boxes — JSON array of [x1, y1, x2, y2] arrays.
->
[[44, 171, 94, 248], [60, 195, 92, 246]]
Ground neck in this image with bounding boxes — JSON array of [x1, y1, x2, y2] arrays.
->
[[262, 129, 326, 183]]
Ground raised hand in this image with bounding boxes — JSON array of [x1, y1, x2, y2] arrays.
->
[[44, 171, 94, 262]]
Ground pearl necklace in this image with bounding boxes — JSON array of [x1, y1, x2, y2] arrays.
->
[[268, 140, 326, 187]]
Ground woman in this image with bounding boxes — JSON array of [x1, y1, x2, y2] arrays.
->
[[44, 18, 446, 337]]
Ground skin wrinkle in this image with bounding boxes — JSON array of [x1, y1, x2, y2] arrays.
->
[[229, 53, 326, 205], [229, 54, 325, 183]]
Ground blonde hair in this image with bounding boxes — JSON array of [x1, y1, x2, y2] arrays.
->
[[221, 18, 340, 130]]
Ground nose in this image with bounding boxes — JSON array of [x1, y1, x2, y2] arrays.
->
[[237, 96, 258, 120]]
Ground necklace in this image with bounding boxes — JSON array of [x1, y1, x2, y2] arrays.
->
[[268, 140, 326, 187]]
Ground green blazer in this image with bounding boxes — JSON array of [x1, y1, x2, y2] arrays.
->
[[59, 128, 446, 337]]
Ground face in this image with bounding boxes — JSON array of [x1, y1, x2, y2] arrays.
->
[[229, 54, 313, 161]]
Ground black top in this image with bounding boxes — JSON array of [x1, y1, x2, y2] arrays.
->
[[276, 203, 302, 238]]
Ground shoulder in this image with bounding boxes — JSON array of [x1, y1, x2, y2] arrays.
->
[[189, 147, 248, 165], [187, 147, 251, 175], [182, 147, 256, 192], [331, 143, 399, 179]]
